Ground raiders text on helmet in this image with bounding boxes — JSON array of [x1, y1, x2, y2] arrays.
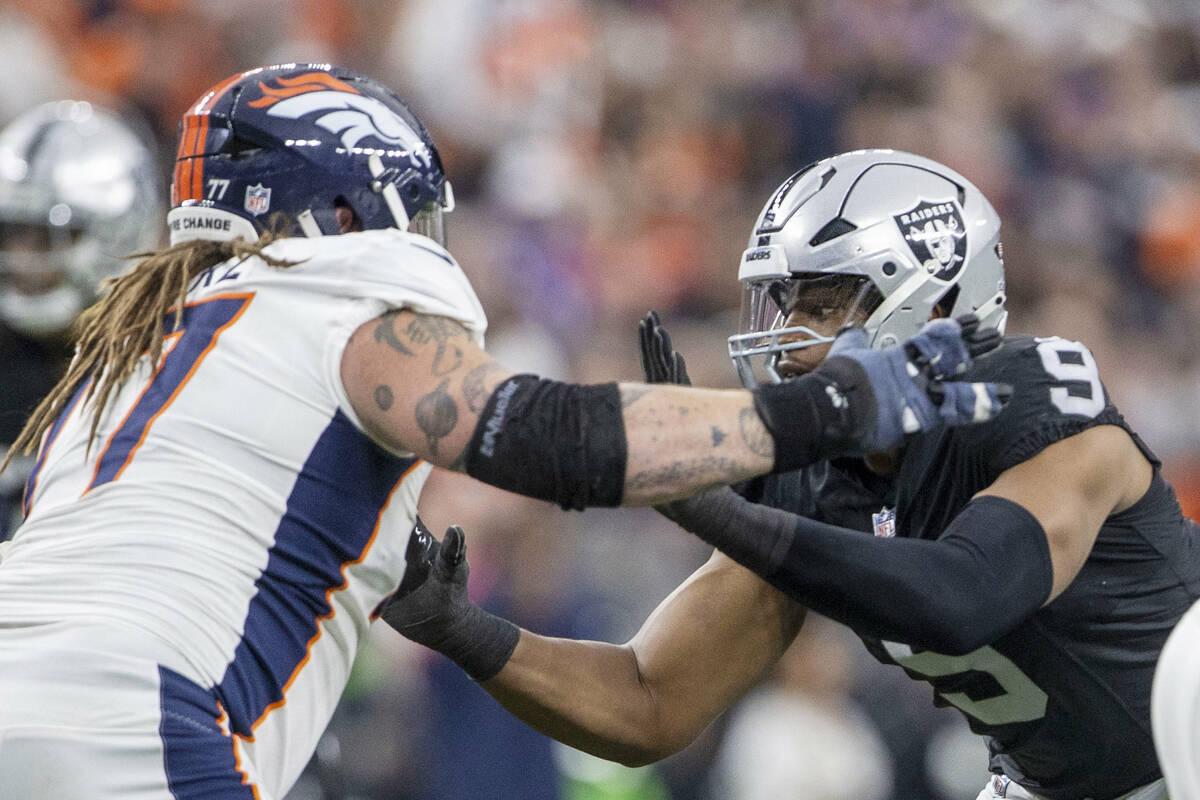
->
[[168, 64, 453, 246], [729, 149, 1007, 387]]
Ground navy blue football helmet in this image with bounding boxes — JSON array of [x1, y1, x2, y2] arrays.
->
[[168, 64, 453, 245]]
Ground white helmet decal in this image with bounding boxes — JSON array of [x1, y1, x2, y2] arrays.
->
[[266, 91, 433, 168]]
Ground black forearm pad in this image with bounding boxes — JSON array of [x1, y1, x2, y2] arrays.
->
[[464, 375, 627, 510], [752, 360, 873, 473], [669, 492, 1053, 655]]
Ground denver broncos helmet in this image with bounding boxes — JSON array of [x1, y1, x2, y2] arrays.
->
[[728, 149, 1007, 387], [169, 63, 453, 246]]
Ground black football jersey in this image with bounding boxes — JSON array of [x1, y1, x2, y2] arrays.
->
[[750, 334, 1200, 800]]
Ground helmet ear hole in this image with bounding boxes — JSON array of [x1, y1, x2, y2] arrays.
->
[[934, 284, 960, 319], [333, 196, 363, 233]]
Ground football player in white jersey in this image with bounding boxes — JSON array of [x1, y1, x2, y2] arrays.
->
[[0, 66, 1006, 799]]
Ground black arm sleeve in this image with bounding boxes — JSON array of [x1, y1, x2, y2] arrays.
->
[[661, 490, 1053, 654], [463, 375, 627, 511]]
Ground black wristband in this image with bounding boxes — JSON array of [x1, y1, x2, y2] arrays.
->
[[421, 604, 520, 682], [752, 357, 875, 473]]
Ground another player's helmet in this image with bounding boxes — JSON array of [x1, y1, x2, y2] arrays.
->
[[0, 100, 162, 337], [728, 149, 1007, 387], [169, 64, 453, 246]]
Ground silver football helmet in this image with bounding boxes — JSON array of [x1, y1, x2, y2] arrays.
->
[[728, 149, 1007, 388], [0, 100, 163, 337]]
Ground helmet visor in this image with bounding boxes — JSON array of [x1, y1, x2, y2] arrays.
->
[[728, 273, 881, 387]]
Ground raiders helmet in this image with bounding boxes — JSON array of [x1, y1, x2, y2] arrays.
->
[[0, 100, 162, 337], [169, 64, 453, 246], [728, 149, 1007, 387]]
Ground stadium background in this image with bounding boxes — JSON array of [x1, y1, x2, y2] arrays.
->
[[3, 1, 1200, 798]]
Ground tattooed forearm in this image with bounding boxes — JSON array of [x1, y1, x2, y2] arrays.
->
[[405, 317, 465, 376], [625, 456, 745, 496], [373, 311, 415, 356], [462, 361, 506, 414], [415, 379, 458, 456], [738, 407, 774, 459]]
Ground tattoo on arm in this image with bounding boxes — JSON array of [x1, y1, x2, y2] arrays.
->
[[373, 311, 415, 356], [415, 379, 458, 456], [374, 385, 394, 411], [738, 407, 774, 459], [711, 426, 726, 447], [462, 362, 506, 414], [405, 317, 465, 376], [626, 456, 743, 496]]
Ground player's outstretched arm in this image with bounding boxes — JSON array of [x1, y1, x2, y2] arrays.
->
[[383, 521, 803, 765], [655, 423, 1153, 654], [340, 309, 1007, 509]]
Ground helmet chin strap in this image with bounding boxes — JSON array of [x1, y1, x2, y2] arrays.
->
[[368, 155, 410, 231], [295, 210, 323, 237]]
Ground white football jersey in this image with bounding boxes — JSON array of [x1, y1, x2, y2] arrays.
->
[[0, 229, 485, 796]]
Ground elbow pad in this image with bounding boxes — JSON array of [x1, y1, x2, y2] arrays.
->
[[463, 375, 627, 510]]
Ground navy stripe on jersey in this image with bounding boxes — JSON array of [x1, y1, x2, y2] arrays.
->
[[88, 294, 251, 492], [158, 665, 257, 799], [216, 409, 416, 738], [22, 378, 91, 516]]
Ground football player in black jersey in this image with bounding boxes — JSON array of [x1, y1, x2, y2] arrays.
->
[[383, 150, 1200, 800]]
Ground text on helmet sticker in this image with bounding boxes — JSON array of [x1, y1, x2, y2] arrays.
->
[[894, 199, 967, 281]]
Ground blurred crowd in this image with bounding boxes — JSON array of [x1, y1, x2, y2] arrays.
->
[[3, 0, 1200, 798]]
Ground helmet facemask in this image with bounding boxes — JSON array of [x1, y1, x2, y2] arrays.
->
[[729, 273, 883, 387]]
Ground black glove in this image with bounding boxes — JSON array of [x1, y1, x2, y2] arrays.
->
[[380, 518, 519, 682], [638, 310, 690, 386]]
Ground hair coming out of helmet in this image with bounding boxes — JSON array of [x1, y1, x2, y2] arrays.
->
[[0, 227, 295, 474]]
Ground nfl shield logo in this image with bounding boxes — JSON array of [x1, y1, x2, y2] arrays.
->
[[872, 507, 896, 538], [244, 183, 271, 216]]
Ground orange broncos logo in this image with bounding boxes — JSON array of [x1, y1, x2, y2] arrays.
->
[[248, 72, 360, 108]]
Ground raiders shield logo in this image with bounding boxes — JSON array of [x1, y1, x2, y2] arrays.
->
[[894, 199, 967, 280]]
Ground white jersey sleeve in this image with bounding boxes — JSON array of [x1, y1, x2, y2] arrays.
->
[[260, 229, 487, 345], [246, 229, 487, 450]]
